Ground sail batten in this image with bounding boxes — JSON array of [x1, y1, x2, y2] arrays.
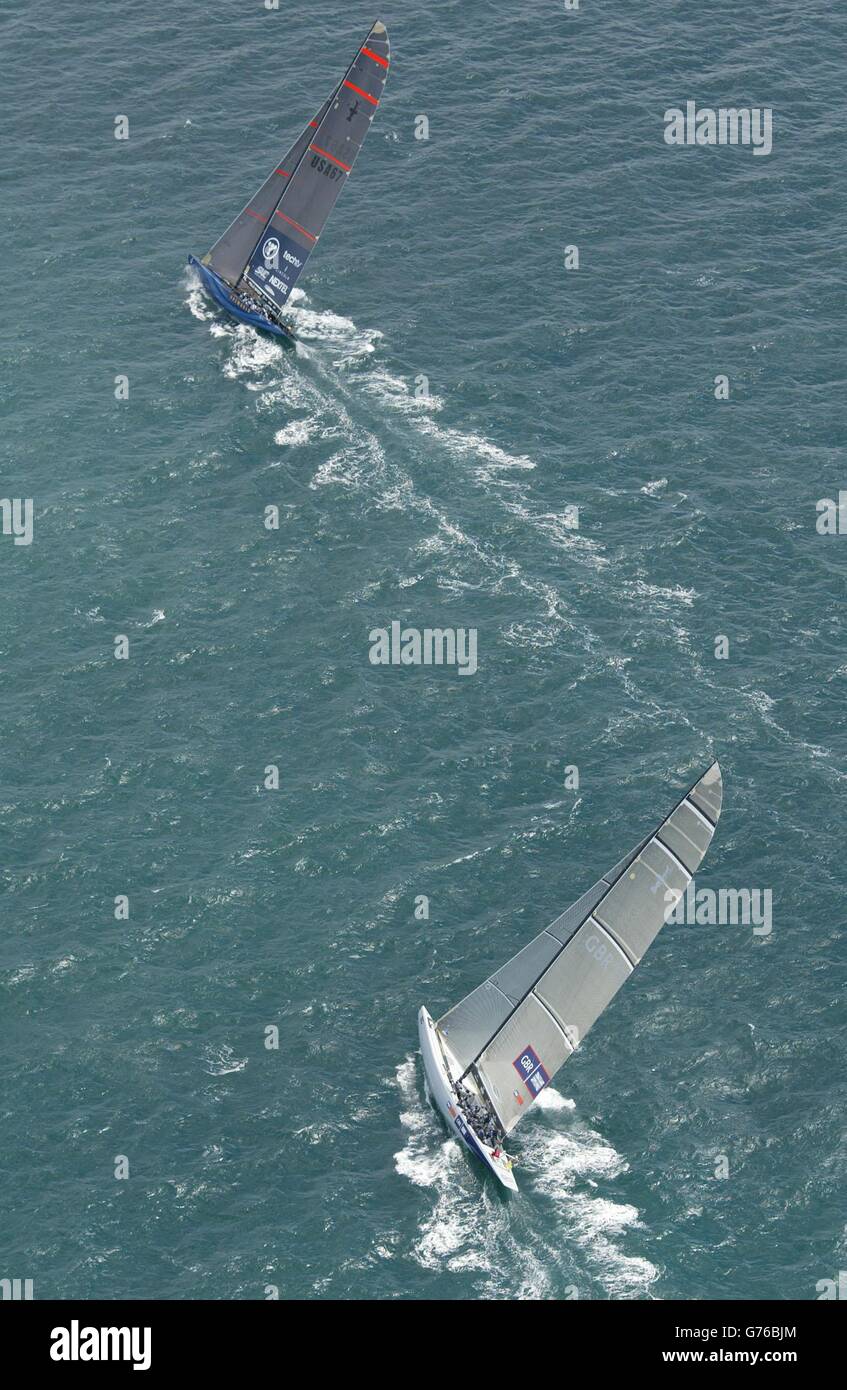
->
[[654, 836, 692, 879], [437, 762, 723, 1133]]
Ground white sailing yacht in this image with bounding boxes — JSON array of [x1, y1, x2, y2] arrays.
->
[[419, 762, 723, 1190]]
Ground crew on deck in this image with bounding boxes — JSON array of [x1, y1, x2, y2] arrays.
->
[[230, 286, 293, 334], [232, 287, 269, 318], [454, 1081, 504, 1149]]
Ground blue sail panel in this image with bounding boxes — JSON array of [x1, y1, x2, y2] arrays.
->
[[244, 229, 310, 311]]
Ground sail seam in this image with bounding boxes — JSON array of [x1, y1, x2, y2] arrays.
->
[[589, 913, 639, 969], [684, 796, 716, 830], [659, 821, 708, 866], [530, 994, 572, 1048], [653, 835, 693, 880]]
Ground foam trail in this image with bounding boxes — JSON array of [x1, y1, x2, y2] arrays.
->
[[394, 1057, 556, 1297], [526, 1120, 660, 1298], [394, 1058, 658, 1299], [183, 285, 647, 713]]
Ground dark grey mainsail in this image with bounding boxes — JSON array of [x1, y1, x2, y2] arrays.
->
[[203, 96, 334, 288], [437, 763, 723, 1133], [244, 20, 390, 311]]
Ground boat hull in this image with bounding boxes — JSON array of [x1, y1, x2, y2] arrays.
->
[[188, 256, 294, 340], [418, 1007, 518, 1191]]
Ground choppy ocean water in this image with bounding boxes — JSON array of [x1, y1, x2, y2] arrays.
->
[[2, 0, 845, 1301]]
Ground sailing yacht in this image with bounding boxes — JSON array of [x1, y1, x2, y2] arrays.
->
[[189, 21, 389, 338], [419, 762, 723, 1190]]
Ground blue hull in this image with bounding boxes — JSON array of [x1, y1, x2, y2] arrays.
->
[[187, 256, 294, 341]]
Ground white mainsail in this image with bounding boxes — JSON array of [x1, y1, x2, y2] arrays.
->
[[436, 762, 722, 1134]]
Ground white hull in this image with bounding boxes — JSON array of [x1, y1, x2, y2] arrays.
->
[[418, 1007, 518, 1191]]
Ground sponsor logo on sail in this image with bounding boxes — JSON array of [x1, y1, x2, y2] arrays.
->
[[262, 236, 280, 264], [512, 1045, 550, 1098]]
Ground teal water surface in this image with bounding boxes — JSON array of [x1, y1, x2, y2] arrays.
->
[[2, 0, 846, 1300]]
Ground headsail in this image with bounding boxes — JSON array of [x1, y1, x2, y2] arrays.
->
[[202, 95, 335, 287], [244, 20, 390, 312], [437, 763, 723, 1133]]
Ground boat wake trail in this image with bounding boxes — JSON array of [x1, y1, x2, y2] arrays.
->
[[394, 1057, 555, 1298], [393, 1057, 658, 1300], [185, 271, 722, 756], [187, 282, 602, 657], [526, 1095, 660, 1300]]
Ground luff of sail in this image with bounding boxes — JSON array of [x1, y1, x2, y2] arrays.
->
[[203, 95, 335, 288], [244, 20, 390, 312], [437, 762, 723, 1134]]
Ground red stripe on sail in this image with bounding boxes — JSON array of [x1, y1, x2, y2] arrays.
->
[[273, 209, 317, 242], [361, 45, 388, 68], [344, 79, 378, 106], [309, 143, 352, 172], [275, 169, 290, 176], [245, 208, 265, 221]]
